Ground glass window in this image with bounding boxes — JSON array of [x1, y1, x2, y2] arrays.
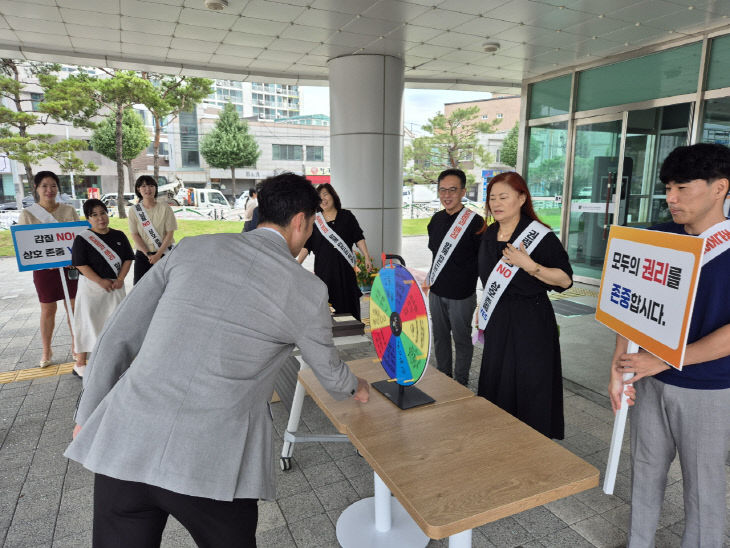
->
[[30, 92, 43, 111], [146, 142, 170, 156], [529, 75, 571, 119], [496, 113, 503, 119], [525, 121, 568, 236], [707, 34, 730, 91], [209, 192, 228, 206], [577, 42, 702, 111], [306, 146, 324, 162], [272, 144, 302, 161], [179, 110, 200, 168], [701, 96, 730, 146]]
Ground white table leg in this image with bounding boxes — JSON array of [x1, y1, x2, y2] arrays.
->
[[281, 360, 309, 460], [335, 471, 429, 547], [374, 472, 392, 532], [449, 529, 472, 547]]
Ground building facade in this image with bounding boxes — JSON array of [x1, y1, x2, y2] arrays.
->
[[202, 80, 300, 121], [1, 65, 319, 205], [444, 95, 521, 135], [520, 30, 730, 283]]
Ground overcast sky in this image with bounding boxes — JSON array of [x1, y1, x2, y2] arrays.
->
[[299, 86, 492, 135]]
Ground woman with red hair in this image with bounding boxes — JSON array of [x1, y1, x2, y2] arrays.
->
[[477, 171, 573, 439]]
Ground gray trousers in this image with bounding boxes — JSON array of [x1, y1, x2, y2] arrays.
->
[[428, 292, 476, 386], [628, 376, 730, 548]]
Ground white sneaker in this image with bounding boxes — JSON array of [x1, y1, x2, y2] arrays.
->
[[72, 364, 86, 378]]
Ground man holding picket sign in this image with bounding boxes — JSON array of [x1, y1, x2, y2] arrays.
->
[[425, 168, 485, 386], [608, 143, 730, 548]]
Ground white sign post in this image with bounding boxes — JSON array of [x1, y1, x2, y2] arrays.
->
[[595, 226, 705, 495]]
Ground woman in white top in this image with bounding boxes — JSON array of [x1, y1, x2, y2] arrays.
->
[[18, 171, 80, 367], [127, 175, 177, 284]]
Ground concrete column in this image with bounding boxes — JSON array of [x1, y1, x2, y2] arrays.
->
[[328, 55, 404, 262]]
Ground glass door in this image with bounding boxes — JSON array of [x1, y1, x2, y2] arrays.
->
[[566, 117, 623, 279], [618, 103, 691, 228], [525, 121, 569, 237]]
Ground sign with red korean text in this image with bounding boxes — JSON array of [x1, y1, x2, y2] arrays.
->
[[595, 226, 704, 369], [10, 221, 90, 272]]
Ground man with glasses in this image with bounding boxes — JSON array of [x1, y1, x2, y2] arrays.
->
[[425, 168, 484, 386]]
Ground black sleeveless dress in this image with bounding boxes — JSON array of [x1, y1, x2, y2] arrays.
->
[[304, 209, 364, 321], [477, 214, 573, 439]]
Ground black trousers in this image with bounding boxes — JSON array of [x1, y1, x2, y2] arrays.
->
[[93, 474, 258, 548], [133, 250, 153, 285]]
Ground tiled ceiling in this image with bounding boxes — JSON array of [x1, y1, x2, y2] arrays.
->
[[0, 0, 728, 93]]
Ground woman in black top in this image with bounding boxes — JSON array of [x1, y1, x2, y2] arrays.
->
[[478, 172, 572, 439], [71, 199, 134, 377], [297, 184, 372, 321]]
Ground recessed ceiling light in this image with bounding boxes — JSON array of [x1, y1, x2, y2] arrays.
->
[[688, 5, 694, 9], [482, 41, 500, 53], [635, 21, 641, 26], [598, 14, 605, 18], [204, 0, 227, 9]]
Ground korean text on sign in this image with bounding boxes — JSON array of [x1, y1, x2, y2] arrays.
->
[[10, 221, 90, 272], [596, 226, 704, 369]]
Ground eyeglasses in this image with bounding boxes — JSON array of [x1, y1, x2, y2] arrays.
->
[[438, 186, 461, 195]]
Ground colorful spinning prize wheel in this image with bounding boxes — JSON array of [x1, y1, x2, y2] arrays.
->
[[369, 263, 430, 386]]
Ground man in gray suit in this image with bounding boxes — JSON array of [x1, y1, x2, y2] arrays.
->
[[65, 173, 370, 547]]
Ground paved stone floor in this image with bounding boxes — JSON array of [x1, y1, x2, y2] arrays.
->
[[1, 245, 729, 547]]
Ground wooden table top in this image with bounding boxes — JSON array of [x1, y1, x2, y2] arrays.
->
[[298, 357, 474, 434], [346, 396, 599, 539]]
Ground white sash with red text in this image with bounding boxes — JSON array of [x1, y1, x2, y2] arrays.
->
[[427, 207, 475, 287], [315, 212, 356, 267], [26, 203, 57, 224], [699, 219, 730, 266], [133, 203, 164, 251], [77, 230, 122, 276], [477, 220, 551, 331]]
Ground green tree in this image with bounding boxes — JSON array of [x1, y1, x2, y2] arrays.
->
[[141, 74, 213, 182], [90, 109, 149, 193], [41, 70, 156, 217], [500, 122, 519, 167], [403, 106, 499, 187], [500, 122, 541, 168], [0, 59, 95, 191], [200, 102, 260, 199]]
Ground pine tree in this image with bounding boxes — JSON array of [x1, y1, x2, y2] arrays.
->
[[404, 106, 499, 187], [199, 103, 260, 200], [90, 109, 149, 194], [141, 74, 213, 182], [0, 59, 95, 192]]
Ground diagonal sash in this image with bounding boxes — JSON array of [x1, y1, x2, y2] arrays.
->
[[77, 230, 122, 276], [314, 212, 356, 267], [477, 220, 552, 331], [699, 219, 730, 266], [427, 207, 475, 287], [133, 203, 165, 251], [26, 203, 57, 224]]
